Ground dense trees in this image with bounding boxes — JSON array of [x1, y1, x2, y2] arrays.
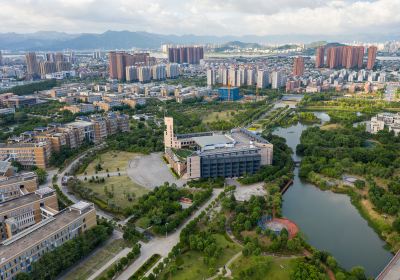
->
[[0, 79, 57, 96], [239, 134, 294, 185], [106, 120, 163, 153], [16, 220, 113, 280], [298, 126, 400, 180], [125, 183, 212, 234]]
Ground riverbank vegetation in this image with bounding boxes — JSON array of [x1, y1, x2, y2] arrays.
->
[[297, 125, 400, 251]]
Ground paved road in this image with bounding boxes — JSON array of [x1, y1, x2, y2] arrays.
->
[[77, 171, 127, 180], [115, 188, 223, 280], [126, 152, 185, 189], [376, 250, 400, 280], [56, 144, 114, 221]]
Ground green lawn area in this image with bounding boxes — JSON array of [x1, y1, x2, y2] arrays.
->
[[172, 148, 194, 159], [230, 255, 299, 280], [80, 151, 137, 175], [84, 175, 148, 209], [63, 239, 129, 280], [159, 233, 241, 280], [202, 110, 239, 123]]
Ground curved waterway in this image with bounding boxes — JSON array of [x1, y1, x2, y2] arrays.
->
[[274, 112, 393, 277]]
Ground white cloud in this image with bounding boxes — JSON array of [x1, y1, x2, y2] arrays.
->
[[0, 0, 398, 36]]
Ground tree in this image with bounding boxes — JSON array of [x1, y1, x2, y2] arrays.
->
[[33, 167, 48, 185], [393, 217, 400, 233], [326, 256, 338, 270], [350, 266, 367, 280]]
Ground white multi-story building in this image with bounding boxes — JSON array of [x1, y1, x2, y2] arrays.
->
[[257, 70, 269, 89], [138, 66, 152, 83], [237, 67, 247, 87], [228, 68, 237, 87], [152, 65, 166, 81], [247, 69, 256, 86], [166, 63, 179, 78], [126, 66, 138, 82], [207, 69, 216, 86], [272, 71, 286, 89]]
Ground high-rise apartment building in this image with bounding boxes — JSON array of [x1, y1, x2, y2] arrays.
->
[[0, 51, 3, 66], [39, 61, 56, 77], [166, 63, 179, 79], [315, 46, 325, 68], [138, 66, 152, 83], [257, 70, 269, 89], [25, 52, 39, 78], [152, 65, 166, 80], [108, 52, 118, 79], [237, 67, 247, 87], [56, 61, 72, 72], [326, 46, 364, 69], [272, 71, 285, 89], [247, 69, 256, 86], [228, 68, 237, 86], [126, 66, 138, 82], [367, 46, 378, 70], [293, 56, 305, 76], [167, 46, 204, 64], [207, 69, 216, 86]]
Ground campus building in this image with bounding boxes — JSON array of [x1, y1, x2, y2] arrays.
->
[[0, 172, 38, 203], [0, 142, 51, 169], [164, 117, 273, 179], [0, 187, 58, 241], [0, 201, 96, 279]]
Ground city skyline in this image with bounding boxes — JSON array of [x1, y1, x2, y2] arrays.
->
[[0, 0, 399, 38]]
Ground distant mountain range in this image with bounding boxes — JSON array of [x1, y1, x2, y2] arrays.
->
[[0, 30, 399, 51]]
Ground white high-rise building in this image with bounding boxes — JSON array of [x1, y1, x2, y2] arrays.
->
[[237, 67, 247, 87], [271, 71, 286, 89], [166, 63, 179, 78], [207, 69, 217, 86], [228, 68, 237, 86], [126, 66, 138, 82], [257, 70, 269, 89], [247, 69, 256, 86], [218, 67, 229, 85], [138, 66, 152, 83], [152, 64, 166, 80]]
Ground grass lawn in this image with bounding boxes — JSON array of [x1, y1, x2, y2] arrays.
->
[[159, 233, 241, 280], [80, 151, 137, 175], [84, 175, 148, 209], [202, 110, 239, 123], [320, 123, 343, 130], [63, 239, 129, 280], [230, 255, 299, 280]]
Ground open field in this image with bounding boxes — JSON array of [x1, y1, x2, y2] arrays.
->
[[80, 151, 137, 175], [320, 123, 343, 130], [159, 233, 241, 280], [230, 255, 299, 280], [63, 239, 128, 280], [84, 175, 148, 209], [202, 110, 240, 123]]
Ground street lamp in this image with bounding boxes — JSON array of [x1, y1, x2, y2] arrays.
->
[[165, 222, 169, 238]]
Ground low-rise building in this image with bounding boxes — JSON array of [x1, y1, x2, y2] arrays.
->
[[0, 142, 51, 169], [0, 172, 38, 202], [0, 201, 96, 279]]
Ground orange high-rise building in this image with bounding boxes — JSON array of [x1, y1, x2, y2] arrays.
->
[[367, 46, 377, 70], [293, 56, 304, 76], [315, 46, 325, 68]]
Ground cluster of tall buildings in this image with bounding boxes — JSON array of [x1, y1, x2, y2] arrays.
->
[[108, 51, 157, 81], [125, 63, 179, 83], [315, 45, 377, 70], [167, 46, 204, 64], [207, 67, 286, 89], [0, 112, 129, 168], [25, 52, 72, 79]]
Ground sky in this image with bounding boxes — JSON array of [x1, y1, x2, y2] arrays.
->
[[0, 0, 399, 36]]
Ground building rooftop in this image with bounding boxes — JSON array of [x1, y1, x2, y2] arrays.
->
[[0, 202, 94, 262], [0, 161, 11, 174], [66, 120, 93, 128], [0, 189, 54, 214], [0, 172, 36, 187], [192, 134, 234, 149]]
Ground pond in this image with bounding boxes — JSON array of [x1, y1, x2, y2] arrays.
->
[[273, 112, 393, 277]]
